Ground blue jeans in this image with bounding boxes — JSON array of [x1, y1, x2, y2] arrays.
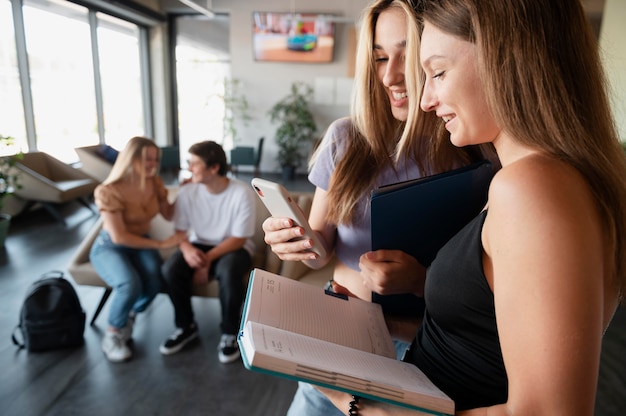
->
[[90, 230, 162, 329], [286, 339, 411, 415]]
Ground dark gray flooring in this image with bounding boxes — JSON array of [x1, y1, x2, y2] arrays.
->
[[0, 172, 309, 416], [0, 172, 624, 415]]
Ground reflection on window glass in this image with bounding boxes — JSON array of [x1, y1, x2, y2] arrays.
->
[[0, 0, 27, 156], [176, 15, 229, 166], [23, 0, 97, 162], [97, 12, 144, 152]]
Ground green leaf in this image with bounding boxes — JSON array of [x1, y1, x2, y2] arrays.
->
[[268, 82, 318, 168]]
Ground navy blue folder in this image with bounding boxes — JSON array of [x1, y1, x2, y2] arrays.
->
[[370, 159, 494, 316]]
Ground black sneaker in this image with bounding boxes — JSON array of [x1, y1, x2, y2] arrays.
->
[[218, 334, 240, 363], [159, 323, 199, 355]]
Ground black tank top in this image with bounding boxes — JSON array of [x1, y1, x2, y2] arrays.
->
[[409, 210, 508, 410]]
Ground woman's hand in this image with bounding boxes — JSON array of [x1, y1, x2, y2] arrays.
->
[[359, 250, 426, 296], [159, 193, 176, 221], [159, 232, 187, 249], [262, 217, 319, 261], [315, 387, 354, 414], [315, 386, 433, 415]]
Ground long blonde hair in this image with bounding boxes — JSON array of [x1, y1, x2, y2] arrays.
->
[[320, 0, 494, 225], [103, 136, 161, 190], [421, 0, 626, 297]]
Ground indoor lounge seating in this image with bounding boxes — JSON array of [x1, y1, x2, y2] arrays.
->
[[74, 144, 117, 183], [230, 137, 264, 176], [159, 145, 180, 181], [12, 151, 99, 226], [76, 144, 180, 183], [66, 187, 333, 325]]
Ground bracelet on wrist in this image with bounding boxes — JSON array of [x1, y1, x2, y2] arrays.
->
[[348, 395, 360, 416]]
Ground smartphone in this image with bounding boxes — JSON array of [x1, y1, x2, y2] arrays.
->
[[251, 178, 327, 258]]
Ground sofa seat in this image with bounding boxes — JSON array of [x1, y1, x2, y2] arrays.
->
[[74, 145, 115, 183], [12, 151, 99, 225]]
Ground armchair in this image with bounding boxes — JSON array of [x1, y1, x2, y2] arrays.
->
[[230, 137, 264, 176], [77, 144, 180, 183], [159, 146, 180, 181], [12, 152, 98, 225], [74, 145, 117, 183]]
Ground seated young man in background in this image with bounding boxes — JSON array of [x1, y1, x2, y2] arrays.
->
[[160, 140, 256, 363]]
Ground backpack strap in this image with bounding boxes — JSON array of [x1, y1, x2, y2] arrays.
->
[[40, 270, 64, 280], [12, 325, 25, 349]]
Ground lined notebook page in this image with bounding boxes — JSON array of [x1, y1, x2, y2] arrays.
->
[[243, 269, 395, 358]]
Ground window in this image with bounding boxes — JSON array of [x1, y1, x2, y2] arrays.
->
[[97, 12, 145, 151], [1, 0, 151, 162], [174, 14, 230, 165], [23, 0, 98, 161], [0, 0, 27, 156]]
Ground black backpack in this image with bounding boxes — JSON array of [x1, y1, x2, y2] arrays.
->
[[12, 271, 86, 352]]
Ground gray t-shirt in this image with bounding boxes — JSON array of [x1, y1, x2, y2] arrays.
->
[[308, 117, 425, 270]]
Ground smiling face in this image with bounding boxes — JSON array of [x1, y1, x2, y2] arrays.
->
[[374, 7, 409, 121], [419, 21, 500, 147], [133, 145, 159, 178], [187, 154, 210, 183]]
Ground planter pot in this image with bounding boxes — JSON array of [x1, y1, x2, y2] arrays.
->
[[281, 165, 296, 181], [0, 213, 11, 247]]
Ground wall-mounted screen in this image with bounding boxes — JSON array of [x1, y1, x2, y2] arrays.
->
[[252, 12, 335, 63]]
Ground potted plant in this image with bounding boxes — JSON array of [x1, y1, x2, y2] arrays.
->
[[0, 135, 23, 247], [268, 82, 317, 180], [222, 77, 252, 146]]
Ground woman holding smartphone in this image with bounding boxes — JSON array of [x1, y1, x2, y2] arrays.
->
[[262, 1, 496, 414]]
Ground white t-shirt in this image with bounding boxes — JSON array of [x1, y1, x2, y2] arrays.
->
[[173, 178, 256, 256]]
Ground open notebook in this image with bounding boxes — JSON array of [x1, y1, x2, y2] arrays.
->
[[238, 268, 455, 415]]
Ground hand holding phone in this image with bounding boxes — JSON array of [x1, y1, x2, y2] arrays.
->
[[251, 178, 327, 258]]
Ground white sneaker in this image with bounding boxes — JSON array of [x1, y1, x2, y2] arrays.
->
[[218, 334, 240, 364], [119, 311, 136, 343], [102, 331, 132, 362]]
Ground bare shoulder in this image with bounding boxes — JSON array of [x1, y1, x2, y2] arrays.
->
[[488, 154, 596, 218], [483, 153, 602, 257]]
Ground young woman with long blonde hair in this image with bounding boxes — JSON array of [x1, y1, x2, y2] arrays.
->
[[90, 136, 185, 362], [262, 1, 496, 414]]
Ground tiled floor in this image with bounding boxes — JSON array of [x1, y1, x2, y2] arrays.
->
[[0, 172, 624, 415], [0, 171, 312, 416]]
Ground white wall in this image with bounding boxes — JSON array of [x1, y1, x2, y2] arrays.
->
[[163, 0, 626, 171], [210, 0, 371, 173], [600, 0, 626, 142]]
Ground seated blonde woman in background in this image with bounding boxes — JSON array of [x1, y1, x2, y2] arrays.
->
[[90, 136, 185, 363]]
